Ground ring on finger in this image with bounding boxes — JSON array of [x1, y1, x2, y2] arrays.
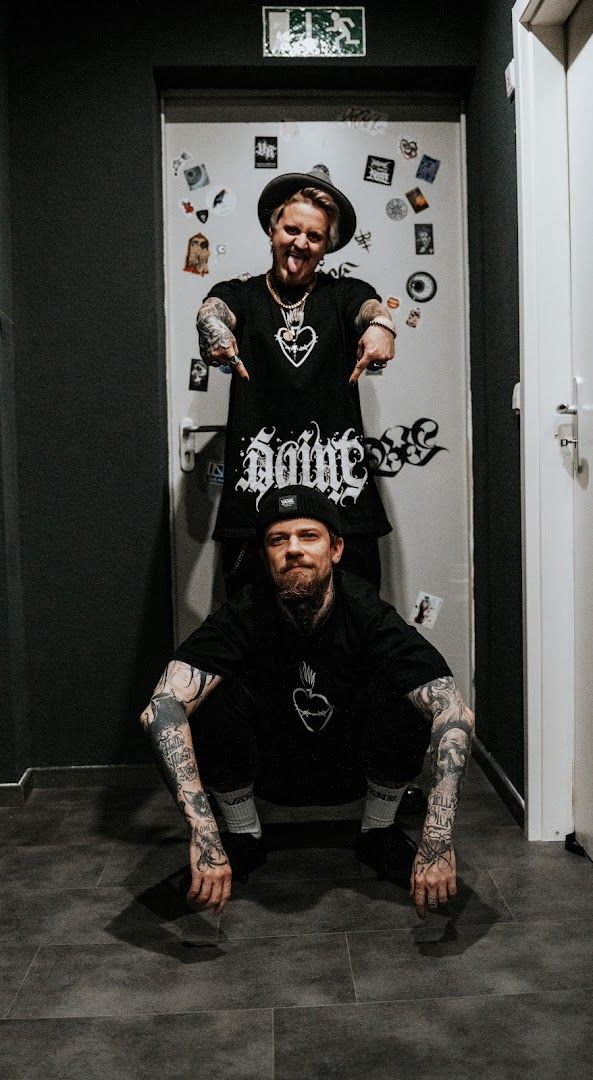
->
[[229, 354, 241, 367], [428, 896, 438, 905], [368, 361, 387, 371]]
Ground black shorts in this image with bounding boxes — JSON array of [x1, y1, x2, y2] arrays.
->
[[190, 675, 431, 805]]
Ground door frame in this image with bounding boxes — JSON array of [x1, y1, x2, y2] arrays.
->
[[512, 0, 580, 839], [161, 92, 475, 702]]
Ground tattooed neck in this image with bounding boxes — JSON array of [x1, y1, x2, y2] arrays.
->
[[277, 579, 335, 633]]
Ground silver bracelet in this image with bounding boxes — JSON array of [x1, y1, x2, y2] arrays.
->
[[368, 319, 397, 338]]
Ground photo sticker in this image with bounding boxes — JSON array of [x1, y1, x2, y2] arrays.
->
[[385, 198, 408, 221], [415, 224, 434, 254], [398, 136, 418, 160], [409, 592, 443, 629], [184, 163, 210, 190], [183, 233, 210, 276], [406, 307, 421, 327], [206, 461, 224, 486], [416, 154, 441, 184], [405, 187, 429, 214], [189, 358, 209, 392], [171, 149, 192, 176], [406, 271, 437, 303], [364, 155, 394, 186], [208, 187, 237, 216], [255, 136, 278, 168]]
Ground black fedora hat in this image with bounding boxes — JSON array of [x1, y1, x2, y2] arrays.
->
[[257, 164, 357, 252]]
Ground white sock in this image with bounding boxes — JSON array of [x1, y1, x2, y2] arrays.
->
[[361, 780, 407, 832], [210, 784, 262, 838]]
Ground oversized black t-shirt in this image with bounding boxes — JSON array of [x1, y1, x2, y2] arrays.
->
[[206, 273, 391, 540], [173, 570, 451, 729]]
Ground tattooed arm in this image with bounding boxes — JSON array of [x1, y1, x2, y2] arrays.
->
[[350, 298, 396, 384], [140, 660, 232, 914], [406, 676, 475, 918], [196, 296, 249, 380]]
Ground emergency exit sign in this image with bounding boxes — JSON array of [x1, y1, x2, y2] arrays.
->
[[263, 7, 366, 57]]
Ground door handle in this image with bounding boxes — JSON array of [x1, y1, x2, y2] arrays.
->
[[555, 377, 583, 472], [179, 418, 226, 473]]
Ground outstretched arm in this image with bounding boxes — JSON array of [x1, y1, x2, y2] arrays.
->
[[406, 676, 475, 918], [196, 297, 249, 379], [350, 298, 396, 384], [140, 661, 232, 913]]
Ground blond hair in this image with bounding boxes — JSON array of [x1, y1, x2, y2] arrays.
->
[[269, 187, 340, 252]]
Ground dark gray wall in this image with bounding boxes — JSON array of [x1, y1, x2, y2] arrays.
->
[[1, 14, 29, 784], [4, 1, 522, 789], [467, 0, 523, 795]]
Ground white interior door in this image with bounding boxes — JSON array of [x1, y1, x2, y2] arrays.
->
[[567, 0, 593, 856], [162, 98, 473, 704]]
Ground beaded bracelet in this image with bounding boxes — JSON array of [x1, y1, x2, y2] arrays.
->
[[368, 319, 397, 338]]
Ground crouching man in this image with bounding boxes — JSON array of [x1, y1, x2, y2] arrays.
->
[[140, 485, 475, 918]]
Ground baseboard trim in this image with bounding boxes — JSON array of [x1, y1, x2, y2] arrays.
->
[[472, 736, 525, 829], [0, 764, 161, 805]]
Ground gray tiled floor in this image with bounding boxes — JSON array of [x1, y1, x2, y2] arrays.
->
[[2, 764, 593, 1079]]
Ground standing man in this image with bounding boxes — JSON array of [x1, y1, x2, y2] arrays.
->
[[196, 166, 397, 593], [140, 486, 475, 918]]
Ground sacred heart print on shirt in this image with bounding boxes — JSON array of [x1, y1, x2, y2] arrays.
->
[[292, 662, 334, 733], [274, 324, 318, 367]]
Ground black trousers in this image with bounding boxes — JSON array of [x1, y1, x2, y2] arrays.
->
[[190, 676, 431, 806], [220, 534, 382, 596]]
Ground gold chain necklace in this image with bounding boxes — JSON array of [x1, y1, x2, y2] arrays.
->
[[265, 271, 316, 309], [266, 271, 317, 344]]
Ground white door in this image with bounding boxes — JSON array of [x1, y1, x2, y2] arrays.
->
[[567, 0, 593, 856], [162, 98, 473, 704]]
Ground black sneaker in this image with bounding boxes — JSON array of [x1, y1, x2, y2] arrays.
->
[[220, 830, 267, 883], [355, 822, 418, 888], [396, 785, 428, 817]]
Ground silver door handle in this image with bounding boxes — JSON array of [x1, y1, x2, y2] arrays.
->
[[555, 377, 582, 472], [179, 418, 226, 473]]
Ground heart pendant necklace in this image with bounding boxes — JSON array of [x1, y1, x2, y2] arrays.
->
[[266, 271, 316, 345]]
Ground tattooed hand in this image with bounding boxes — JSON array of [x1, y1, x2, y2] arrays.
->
[[188, 815, 232, 915], [411, 839, 457, 920], [196, 297, 249, 380], [407, 676, 475, 918], [350, 299, 396, 384]]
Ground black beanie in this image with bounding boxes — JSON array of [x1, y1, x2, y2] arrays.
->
[[256, 485, 341, 541]]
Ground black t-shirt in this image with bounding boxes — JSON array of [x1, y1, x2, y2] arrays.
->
[[206, 273, 392, 540], [173, 570, 451, 728]]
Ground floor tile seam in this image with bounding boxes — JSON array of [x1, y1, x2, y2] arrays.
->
[[97, 875, 376, 888], [23, 928, 358, 953], [0, 1005, 278, 1025], [271, 1003, 276, 1079], [343, 931, 358, 1004], [484, 869, 519, 923], [270, 983, 593, 1013], [352, 982, 593, 1006], [3, 944, 41, 1019], [342, 919, 519, 941]]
